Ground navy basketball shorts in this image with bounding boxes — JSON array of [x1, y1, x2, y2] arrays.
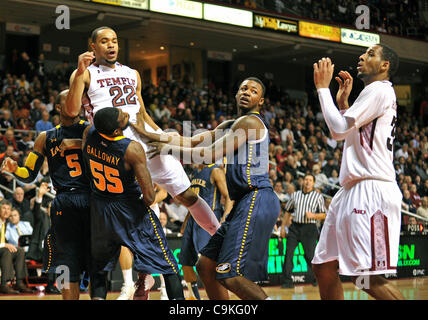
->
[[43, 192, 91, 282], [200, 188, 280, 282], [179, 209, 223, 267], [90, 196, 179, 275]]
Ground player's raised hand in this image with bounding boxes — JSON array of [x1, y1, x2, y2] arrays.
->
[[313, 57, 334, 89], [130, 111, 147, 136], [77, 51, 95, 75], [1, 157, 18, 174], [335, 70, 353, 110]]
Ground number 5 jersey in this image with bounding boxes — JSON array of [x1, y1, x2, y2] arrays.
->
[[45, 120, 90, 192]]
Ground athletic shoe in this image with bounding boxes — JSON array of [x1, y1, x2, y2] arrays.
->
[[116, 283, 136, 300], [133, 273, 155, 300]]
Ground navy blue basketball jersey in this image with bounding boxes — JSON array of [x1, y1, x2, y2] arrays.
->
[[83, 126, 141, 198], [45, 120, 90, 192], [190, 164, 222, 211], [225, 112, 271, 200]]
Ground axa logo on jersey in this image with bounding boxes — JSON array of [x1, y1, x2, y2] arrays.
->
[[353, 208, 367, 214]]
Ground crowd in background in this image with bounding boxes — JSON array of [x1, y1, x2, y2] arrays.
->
[[0, 47, 427, 242], [218, 0, 428, 40]]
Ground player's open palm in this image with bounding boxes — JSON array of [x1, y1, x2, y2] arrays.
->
[[313, 57, 334, 89], [1, 157, 17, 174], [77, 51, 95, 74], [335, 71, 353, 110]]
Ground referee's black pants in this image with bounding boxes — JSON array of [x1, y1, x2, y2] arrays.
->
[[281, 223, 318, 283]]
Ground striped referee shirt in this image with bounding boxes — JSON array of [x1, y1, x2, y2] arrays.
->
[[285, 190, 326, 224]]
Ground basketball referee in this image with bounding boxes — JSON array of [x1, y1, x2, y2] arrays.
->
[[280, 173, 326, 288]]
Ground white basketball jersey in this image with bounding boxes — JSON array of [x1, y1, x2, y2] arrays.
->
[[86, 62, 140, 124], [340, 80, 397, 186]]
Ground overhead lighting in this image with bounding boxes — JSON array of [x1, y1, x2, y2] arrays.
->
[[190, 42, 195, 46], [232, 48, 237, 52], [253, 45, 258, 49], [160, 46, 165, 50]]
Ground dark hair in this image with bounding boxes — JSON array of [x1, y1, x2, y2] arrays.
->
[[91, 26, 114, 43], [304, 173, 316, 182], [0, 199, 11, 207], [378, 44, 399, 78], [93, 107, 120, 135], [243, 77, 266, 97]]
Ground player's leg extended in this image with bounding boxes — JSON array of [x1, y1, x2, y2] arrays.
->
[[350, 275, 404, 300], [196, 255, 229, 300], [219, 276, 268, 300], [117, 246, 136, 300], [182, 265, 201, 299], [175, 188, 220, 236], [312, 260, 344, 300]]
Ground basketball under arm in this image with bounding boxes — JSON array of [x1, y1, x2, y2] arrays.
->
[[317, 88, 355, 141]]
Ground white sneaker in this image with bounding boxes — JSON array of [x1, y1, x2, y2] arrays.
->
[[116, 283, 136, 300]]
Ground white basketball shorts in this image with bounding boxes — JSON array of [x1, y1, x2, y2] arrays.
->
[[312, 179, 402, 276], [123, 126, 191, 198]]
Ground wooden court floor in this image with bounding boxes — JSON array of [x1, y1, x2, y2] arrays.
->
[[0, 277, 426, 300]]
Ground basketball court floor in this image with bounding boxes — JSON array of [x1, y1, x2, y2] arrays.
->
[[0, 277, 426, 300]]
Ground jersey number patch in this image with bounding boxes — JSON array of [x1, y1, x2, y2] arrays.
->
[[65, 154, 82, 177], [89, 159, 124, 193], [386, 115, 397, 152], [109, 85, 137, 107]]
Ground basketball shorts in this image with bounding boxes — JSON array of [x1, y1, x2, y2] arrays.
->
[[90, 195, 179, 275], [200, 188, 280, 282], [43, 191, 91, 282], [124, 125, 191, 197], [312, 179, 402, 276], [179, 209, 223, 266]]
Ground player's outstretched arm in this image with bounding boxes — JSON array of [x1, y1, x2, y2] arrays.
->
[[125, 141, 155, 207], [147, 115, 263, 164], [66, 52, 93, 118], [135, 70, 160, 131], [1, 132, 47, 183], [314, 57, 354, 141]]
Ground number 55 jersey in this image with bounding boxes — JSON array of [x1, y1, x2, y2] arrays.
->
[[83, 125, 141, 199]]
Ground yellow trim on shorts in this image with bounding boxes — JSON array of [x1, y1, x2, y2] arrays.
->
[[236, 189, 258, 276]]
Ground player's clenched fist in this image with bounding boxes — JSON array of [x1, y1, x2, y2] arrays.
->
[[77, 51, 95, 75], [1, 157, 18, 174], [313, 57, 335, 89]]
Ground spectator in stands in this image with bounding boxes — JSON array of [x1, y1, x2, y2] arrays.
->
[[30, 98, 46, 124], [159, 211, 173, 235], [0, 145, 19, 166], [0, 110, 15, 129], [402, 189, 417, 214], [15, 52, 34, 80], [0, 128, 20, 154], [273, 180, 287, 203], [395, 143, 409, 160], [416, 196, 428, 220], [10, 187, 33, 227], [5, 207, 33, 247], [16, 74, 30, 92], [0, 199, 32, 293], [312, 164, 328, 192], [35, 110, 53, 134], [409, 184, 422, 209]]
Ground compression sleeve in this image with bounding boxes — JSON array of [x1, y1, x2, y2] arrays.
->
[[317, 88, 355, 141], [13, 151, 45, 183]]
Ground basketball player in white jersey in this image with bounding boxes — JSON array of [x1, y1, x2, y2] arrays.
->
[[65, 26, 220, 299], [311, 44, 404, 300]]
